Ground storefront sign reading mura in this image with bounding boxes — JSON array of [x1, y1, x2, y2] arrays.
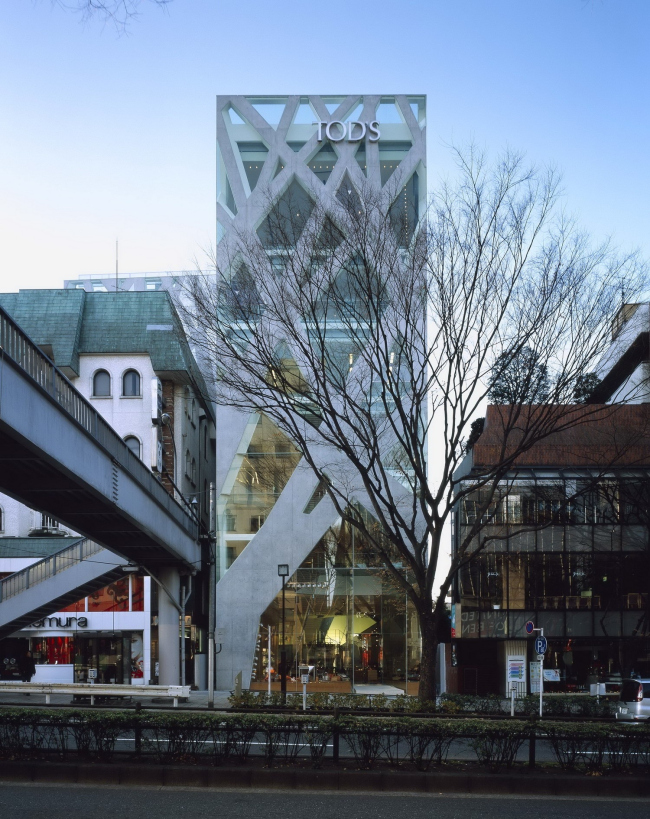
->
[[315, 120, 381, 143], [31, 616, 88, 629]]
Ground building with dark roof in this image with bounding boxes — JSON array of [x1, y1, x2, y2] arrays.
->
[[451, 402, 650, 697]]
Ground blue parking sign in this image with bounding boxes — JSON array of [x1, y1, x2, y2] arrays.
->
[[534, 636, 548, 655]]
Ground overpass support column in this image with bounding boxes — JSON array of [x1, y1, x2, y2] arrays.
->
[[158, 567, 181, 685]]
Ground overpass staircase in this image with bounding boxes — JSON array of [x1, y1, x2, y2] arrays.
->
[[0, 303, 201, 571], [0, 538, 128, 640]]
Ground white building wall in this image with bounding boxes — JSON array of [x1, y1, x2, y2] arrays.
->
[[78, 353, 157, 467], [0, 494, 76, 538]]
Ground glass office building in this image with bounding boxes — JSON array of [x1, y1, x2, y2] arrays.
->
[[214, 95, 426, 690], [453, 469, 650, 693]]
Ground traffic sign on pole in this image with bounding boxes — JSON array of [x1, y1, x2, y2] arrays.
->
[[525, 620, 535, 635], [534, 636, 548, 655], [537, 654, 545, 662]]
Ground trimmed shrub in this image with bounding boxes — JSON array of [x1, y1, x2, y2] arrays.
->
[[468, 719, 531, 771]]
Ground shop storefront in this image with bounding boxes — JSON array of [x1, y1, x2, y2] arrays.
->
[[0, 574, 153, 685], [252, 521, 421, 691]]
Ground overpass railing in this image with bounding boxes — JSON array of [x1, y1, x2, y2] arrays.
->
[[0, 306, 198, 539], [0, 539, 104, 603]]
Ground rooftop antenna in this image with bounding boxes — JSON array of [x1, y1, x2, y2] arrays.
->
[[115, 239, 118, 293]]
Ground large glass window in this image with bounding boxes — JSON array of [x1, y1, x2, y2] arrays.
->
[[223, 414, 301, 541], [308, 143, 338, 184], [238, 142, 269, 191], [88, 578, 130, 612], [31, 637, 74, 665], [253, 519, 417, 690], [131, 575, 145, 611], [256, 179, 314, 249]]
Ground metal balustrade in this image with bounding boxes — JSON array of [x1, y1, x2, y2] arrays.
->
[[0, 539, 104, 603], [0, 305, 197, 539]]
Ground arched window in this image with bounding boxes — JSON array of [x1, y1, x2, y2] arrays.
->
[[191, 398, 196, 425], [93, 369, 111, 397], [124, 436, 141, 458], [122, 369, 141, 397], [185, 449, 191, 478], [191, 458, 196, 485]]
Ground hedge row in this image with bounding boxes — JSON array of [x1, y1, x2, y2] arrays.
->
[[0, 709, 648, 772], [229, 691, 435, 712], [439, 693, 616, 718], [229, 690, 616, 718]]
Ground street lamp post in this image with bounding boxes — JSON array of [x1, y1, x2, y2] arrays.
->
[[278, 564, 289, 704]]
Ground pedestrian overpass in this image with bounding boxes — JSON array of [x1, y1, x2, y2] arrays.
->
[[0, 539, 127, 641], [0, 305, 202, 680]]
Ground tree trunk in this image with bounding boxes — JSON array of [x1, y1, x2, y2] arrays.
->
[[416, 608, 438, 703]]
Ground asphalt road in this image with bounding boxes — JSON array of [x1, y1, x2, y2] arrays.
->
[[0, 785, 647, 819]]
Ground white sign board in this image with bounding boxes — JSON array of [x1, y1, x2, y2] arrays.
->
[[529, 661, 541, 694], [507, 656, 526, 683]]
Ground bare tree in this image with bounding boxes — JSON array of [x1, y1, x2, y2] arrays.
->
[[52, 0, 170, 32], [178, 148, 646, 701]]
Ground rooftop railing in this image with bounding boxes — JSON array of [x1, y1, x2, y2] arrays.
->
[[0, 305, 198, 540]]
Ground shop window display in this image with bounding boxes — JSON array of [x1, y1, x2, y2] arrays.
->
[[88, 577, 130, 611], [60, 598, 86, 613], [253, 516, 418, 690], [31, 636, 75, 665], [131, 575, 145, 611]]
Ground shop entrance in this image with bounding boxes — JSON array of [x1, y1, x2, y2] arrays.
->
[[74, 633, 130, 684]]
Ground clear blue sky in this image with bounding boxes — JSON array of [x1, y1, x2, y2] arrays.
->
[[1, 0, 648, 288]]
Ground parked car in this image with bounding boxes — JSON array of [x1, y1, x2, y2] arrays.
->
[[615, 678, 650, 720]]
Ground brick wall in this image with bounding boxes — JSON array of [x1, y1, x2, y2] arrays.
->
[[161, 380, 175, 495]]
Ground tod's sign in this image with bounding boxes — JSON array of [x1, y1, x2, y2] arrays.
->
[[314, 120, 380, 143]]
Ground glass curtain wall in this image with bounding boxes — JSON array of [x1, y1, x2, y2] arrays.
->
[[221, 414, 301, 570], [456, 476, 650, 685], [253, 518, 418, 689]]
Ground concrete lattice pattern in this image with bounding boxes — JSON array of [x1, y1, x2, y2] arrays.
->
[[214, 95, 427, 689]]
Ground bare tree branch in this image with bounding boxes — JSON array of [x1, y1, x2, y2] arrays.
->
[[177, 146, 648, 700], [52, 0, 170, 32]]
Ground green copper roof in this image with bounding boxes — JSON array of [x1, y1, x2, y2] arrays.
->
[[0, 289, 213, 422], [0, 290, 85, 375]]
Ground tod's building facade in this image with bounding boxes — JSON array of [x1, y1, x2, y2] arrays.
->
[[214, 95, 426, 691]]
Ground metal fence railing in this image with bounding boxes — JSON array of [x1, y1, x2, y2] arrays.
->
[[0, 305, 198, 541], [0, 539, 105, 604]]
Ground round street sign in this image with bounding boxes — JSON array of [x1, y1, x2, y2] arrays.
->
[[534, 636, 548, 655], [525, 620, 535, 635]]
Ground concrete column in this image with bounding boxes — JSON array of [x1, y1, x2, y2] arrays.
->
[[157, 567, 180, 685]]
